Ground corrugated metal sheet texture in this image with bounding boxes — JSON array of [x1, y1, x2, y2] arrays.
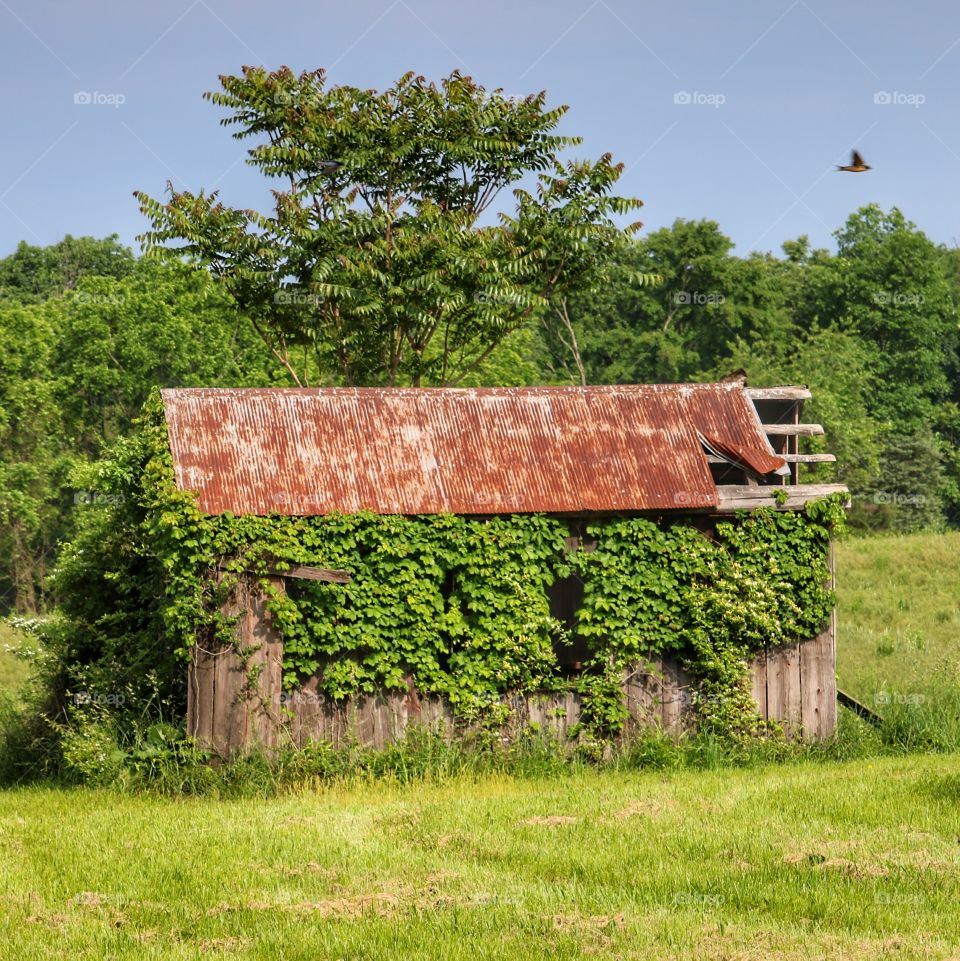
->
[[160, 384, 778, 517], [701, 434, 786, 477]]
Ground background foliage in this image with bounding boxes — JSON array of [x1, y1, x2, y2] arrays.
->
[[3, 201, 955, 615]]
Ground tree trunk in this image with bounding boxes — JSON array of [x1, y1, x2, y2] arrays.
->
[[12, 521, 37, 614]]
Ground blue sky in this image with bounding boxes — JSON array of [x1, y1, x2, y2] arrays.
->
[[1, 0, 959, 258]]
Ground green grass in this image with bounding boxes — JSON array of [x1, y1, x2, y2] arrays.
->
[[836, 531, 960, 701], [2, 532, 960, 957], [2, 756, 960, 959], [0, 621, 31, 700]]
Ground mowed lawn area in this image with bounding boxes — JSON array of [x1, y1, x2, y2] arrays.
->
[[1, 531, 960, 959], [2, 756, 960, 960]]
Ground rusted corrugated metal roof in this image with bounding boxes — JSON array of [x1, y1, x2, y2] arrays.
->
[[701, 433, 786, 477], [160, 384, 779, 517]]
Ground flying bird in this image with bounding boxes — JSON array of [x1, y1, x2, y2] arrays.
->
[[837, 150, 871, 173]]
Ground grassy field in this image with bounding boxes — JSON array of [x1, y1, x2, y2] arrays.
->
[[1, 756, 959, 960], [0, 621, 31, 700], [1, 532, 959, 958], [835, 531, 960, 700]]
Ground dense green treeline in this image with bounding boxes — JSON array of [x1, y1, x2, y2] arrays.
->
[[0, 237, 293, 613], [1, 202, 957, 613], [551, 205, 960, 532]]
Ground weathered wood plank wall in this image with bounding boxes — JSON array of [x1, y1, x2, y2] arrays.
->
[[186, 575, 285, 754], [187, 549, 838, 758]]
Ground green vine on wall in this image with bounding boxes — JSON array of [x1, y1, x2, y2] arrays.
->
[[569, 505, 841, 738], [58, 391, 845, 743]]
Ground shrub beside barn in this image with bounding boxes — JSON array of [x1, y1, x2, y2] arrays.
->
[[56, 382, 847, 759]]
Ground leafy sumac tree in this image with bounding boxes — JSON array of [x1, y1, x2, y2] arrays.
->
[[135, 67, 643, 386]]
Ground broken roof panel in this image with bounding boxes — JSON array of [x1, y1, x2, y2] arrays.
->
[[160, 383, 781, 517], [701, 433, 787, 477]]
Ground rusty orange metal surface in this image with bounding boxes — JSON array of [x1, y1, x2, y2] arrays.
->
[[701, 433, 786, 477], [160, 384, 778, 517]]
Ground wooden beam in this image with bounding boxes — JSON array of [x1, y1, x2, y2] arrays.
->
[[780, 453, 836, 464], [837, 689, 883, 727], [746, 386, 812, 401], [715, 484, 849, 512], [762, 424, 825, 436], [271, 566, 352, 583], [217, 562, 351, 584], [707, 452, 836, 466]]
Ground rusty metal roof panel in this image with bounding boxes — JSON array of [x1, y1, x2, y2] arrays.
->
[[701, 433, 786, 476], [160, 384, 773, 517]]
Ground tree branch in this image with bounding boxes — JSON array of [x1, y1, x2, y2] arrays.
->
[[552, 297, 586, 385]]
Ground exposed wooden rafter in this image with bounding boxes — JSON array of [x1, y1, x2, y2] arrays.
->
[[780, 453, 836, 464], [708, 452, 836, 466]]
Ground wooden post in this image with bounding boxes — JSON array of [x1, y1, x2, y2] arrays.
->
[[799, 543, 837, 740], [624, 659, 663, 733], [661, 658, 694, 735]]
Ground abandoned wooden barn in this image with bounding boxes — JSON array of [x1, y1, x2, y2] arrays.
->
[[160, 382, 847, 757]]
